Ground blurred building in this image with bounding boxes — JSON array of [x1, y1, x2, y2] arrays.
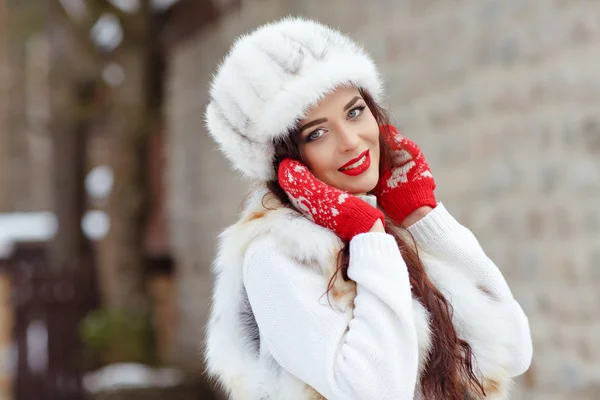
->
[[0, 2, 177, 398], [0, 0, 53, 213], [164, 0, 600, 399], [0, 2, 14, 398], [0, 0, 6, 212]]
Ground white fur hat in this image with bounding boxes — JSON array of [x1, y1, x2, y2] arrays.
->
[[205, 17, 384, 181]]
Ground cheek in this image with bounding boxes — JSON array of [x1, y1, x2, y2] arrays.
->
[[373, 135, 381, 160], [363, 121, 380, 160], [359, 112, 380, 144], [301, 144, 337, 182]]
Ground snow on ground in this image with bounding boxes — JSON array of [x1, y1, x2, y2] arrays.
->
[[82, 363, 184, 393]]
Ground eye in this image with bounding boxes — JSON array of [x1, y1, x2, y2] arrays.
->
[[306, 128, 325, 142], [347, 105, 366, 120]]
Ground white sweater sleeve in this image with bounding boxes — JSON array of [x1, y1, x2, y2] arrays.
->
[[407, 203, 533, 377], [243, 232, 418, 400]]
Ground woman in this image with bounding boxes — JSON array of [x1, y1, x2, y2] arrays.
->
[[203, 17, 532, 400]]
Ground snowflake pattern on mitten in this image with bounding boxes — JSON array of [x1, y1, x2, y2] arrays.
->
[[379, 125, 434, 190], [374, 125, 437, 224], [278, 159, 384, 241]]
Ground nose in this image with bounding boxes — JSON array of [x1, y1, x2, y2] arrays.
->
[[337, 126, 361, 153]]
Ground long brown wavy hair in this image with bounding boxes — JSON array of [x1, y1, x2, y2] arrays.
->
[[265, 88, 486, 399]]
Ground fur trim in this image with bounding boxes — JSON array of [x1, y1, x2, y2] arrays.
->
[[420, 252, 515, 398], [205, 17, 383, 181], [204, 187, 350, 398], [205, 187, 513, 399]]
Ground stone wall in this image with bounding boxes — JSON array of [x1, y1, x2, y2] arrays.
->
[[0, 1, 52, 213], [165, 0, 600, 397], [0, 0, 9, 212]]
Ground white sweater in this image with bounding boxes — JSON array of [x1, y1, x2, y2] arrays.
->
[[241, 203, 532, 399]]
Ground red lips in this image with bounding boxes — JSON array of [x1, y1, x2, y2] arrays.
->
[[338, 150, 371, 177]]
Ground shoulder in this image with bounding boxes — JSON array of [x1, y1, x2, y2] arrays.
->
[[216, 186, 344, 277], [233, 187, 360, 309]]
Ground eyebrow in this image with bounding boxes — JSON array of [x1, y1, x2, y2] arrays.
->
[[299, 96, 363, 133], [299, 118, 328, 133], [343, 96, 361, 111]]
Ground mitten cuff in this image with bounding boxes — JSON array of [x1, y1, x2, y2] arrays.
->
[[380, 180, 436, 225], [337, 202, 385, 241]]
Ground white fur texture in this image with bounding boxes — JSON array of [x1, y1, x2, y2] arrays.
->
[[205, 17, 384, 181], [418, 252, 515, 399], [205, 188, 519, 399]]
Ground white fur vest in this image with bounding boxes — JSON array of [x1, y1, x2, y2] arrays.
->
[[205, 187, 515, 399]]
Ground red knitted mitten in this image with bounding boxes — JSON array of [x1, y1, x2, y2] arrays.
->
[[278, 158, 385, 242], [374, 125, 437, 225]]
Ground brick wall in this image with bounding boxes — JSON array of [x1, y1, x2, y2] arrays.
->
[[165, 0, 600, 396], [0, 0, 9, 212], [0, 1, 52, 213]]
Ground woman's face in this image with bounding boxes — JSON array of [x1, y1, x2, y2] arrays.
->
[[297, 87, 380, 195]]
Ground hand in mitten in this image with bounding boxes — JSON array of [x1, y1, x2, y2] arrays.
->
[[278, 158, 385, 242], [374, 125, 437, 225]]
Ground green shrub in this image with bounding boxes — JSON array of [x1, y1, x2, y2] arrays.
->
[[79, 308, 157, 368]]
